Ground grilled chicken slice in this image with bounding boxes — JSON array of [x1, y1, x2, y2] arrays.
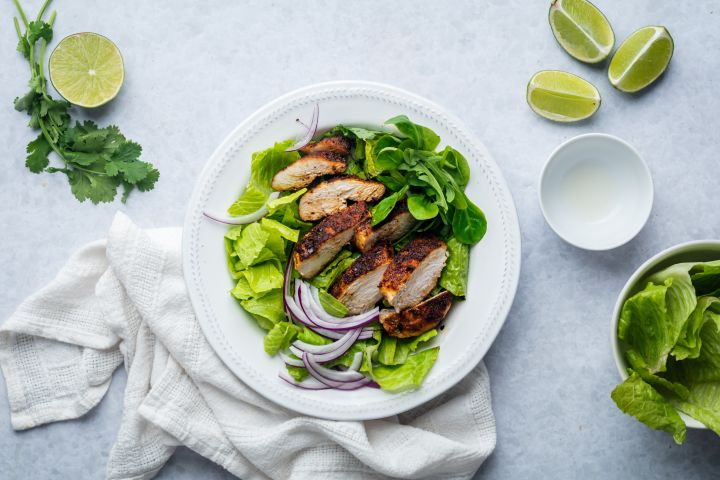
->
[[353, 199, 416, 253], [330, 243, 393, 314], [299, 135, 351, 156], [380, 236, 448, 311], [293, 202, 370, 279], [271, 152, 347, 191], [380, 291, 453, 338], [299, 176, 386, 221]]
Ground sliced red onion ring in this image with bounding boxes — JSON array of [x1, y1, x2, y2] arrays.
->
[[296, 281, 379, 330], [293, 329, 356, 354], [203, 192, 279, 225], [279, 351, 305, 368], [290, 327, 361, 362], [303, 352, 372, 389], [285, 104, 319, 152], [278, 370, 326, 390], [349, 352, 363, 371]]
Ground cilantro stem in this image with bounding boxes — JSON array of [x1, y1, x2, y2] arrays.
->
[[36, 0, 52, 21], [13, 17, 23, 41], [12, 0, 28, 28]]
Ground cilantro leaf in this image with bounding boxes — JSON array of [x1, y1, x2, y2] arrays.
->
[[12, 4, 159, 205], [26, 21, 53, 44], [67, 170, 120, 204], [25, 134, 52, 173]]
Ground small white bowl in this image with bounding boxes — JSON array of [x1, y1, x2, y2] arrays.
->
[[612, 240, 720, 430], [539, 133, 653, 250]]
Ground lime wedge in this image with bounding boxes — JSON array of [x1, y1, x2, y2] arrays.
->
[[49, 33, 124, 108], [549, 0, 615, 64], [608, 26, 674, 93], [526, 70, 601, 122]]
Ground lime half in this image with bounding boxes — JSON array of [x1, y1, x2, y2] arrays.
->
[[549, 0, 615, 64], [527, 70, 601, 122], [49, 33, 124, 108], [609, 26, 674, 93]]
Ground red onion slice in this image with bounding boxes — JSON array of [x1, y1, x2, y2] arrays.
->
[[279, 352, 305, 368], [203, 192, 279, 225], [290, 327, 361, 362], [349, 352, 363, 371], [296, 281, 379, 330], [278, 370, 327, 390], [293, 329, 356, 354], [303, 353, 372, 388], [285, 104, 319, 152]]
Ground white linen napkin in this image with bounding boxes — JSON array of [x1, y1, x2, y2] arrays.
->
[[0, 212, 496, 480]]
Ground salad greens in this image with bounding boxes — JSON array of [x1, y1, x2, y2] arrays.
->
[[11, 0, 159, 204], [612, 260, 720, 443], [223, 115, 484, 393], [326, 115, 487, 245]]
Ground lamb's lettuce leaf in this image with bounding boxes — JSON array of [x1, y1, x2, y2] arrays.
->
[[385, 115, 440, 151]]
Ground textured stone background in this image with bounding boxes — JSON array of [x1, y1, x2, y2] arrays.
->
[[1, 0, 719, 478]]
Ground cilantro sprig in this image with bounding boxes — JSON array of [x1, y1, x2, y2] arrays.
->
[[11, 0, 159, 204]]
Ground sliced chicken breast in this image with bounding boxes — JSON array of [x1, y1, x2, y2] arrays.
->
[[271, 152, 347, 191], [293, 202, 370, 279], [299, 135, 351, 156], [353, 199, 416, 253], [380, 291, 454, 338], [330, 243, 393, 314], [299, 176, 386, 221], [380, 236, 448, 311]]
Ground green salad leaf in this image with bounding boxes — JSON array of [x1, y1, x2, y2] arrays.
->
[[611, 371, 687, 444], [440, 237, 470, 296], [228, 141, 298, 215], [370, 347, 439, 392], [385, 115, 440, 151], [310, 249, 357, 290], [370, 186, 408, 226], [264, 322, 299, 356], [376, 329, 437, 366], [612, 260, 720, 443]]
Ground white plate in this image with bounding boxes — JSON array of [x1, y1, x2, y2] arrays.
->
[[182, 81, 521, 420]]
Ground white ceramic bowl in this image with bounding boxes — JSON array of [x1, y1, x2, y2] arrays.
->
[[182, 81, 522, 420], [539, 133, 653, 250], [611, 240, 720, 430]]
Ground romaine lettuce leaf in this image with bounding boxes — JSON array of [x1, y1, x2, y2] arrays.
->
[[236, 223, 270, 266], [261, 217, 300, 243], [317, 289, 348, 317], [250, 140, 299, 193], [227, 184, 267, 216], [370, 347, 439, 393], [266, 189, 307, 215], [672, 296, 720, 361], [377, 329, 437, 366], [611, 371, 686, 444], [690, 262, 720, 296], [310, 250, 357, 290], [242, 262, 284, 294], [618, 263, 697, 372], [264, 322, 299, 356], [240, 290, 285, 330], [440, 237, 469, 297], [227, 140, 299, 216]]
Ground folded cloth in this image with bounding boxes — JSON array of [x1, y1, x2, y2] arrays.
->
[[0, 212, 496, 480]]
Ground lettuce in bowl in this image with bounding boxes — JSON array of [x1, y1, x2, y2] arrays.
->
[[612, 252, 720, 444]]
